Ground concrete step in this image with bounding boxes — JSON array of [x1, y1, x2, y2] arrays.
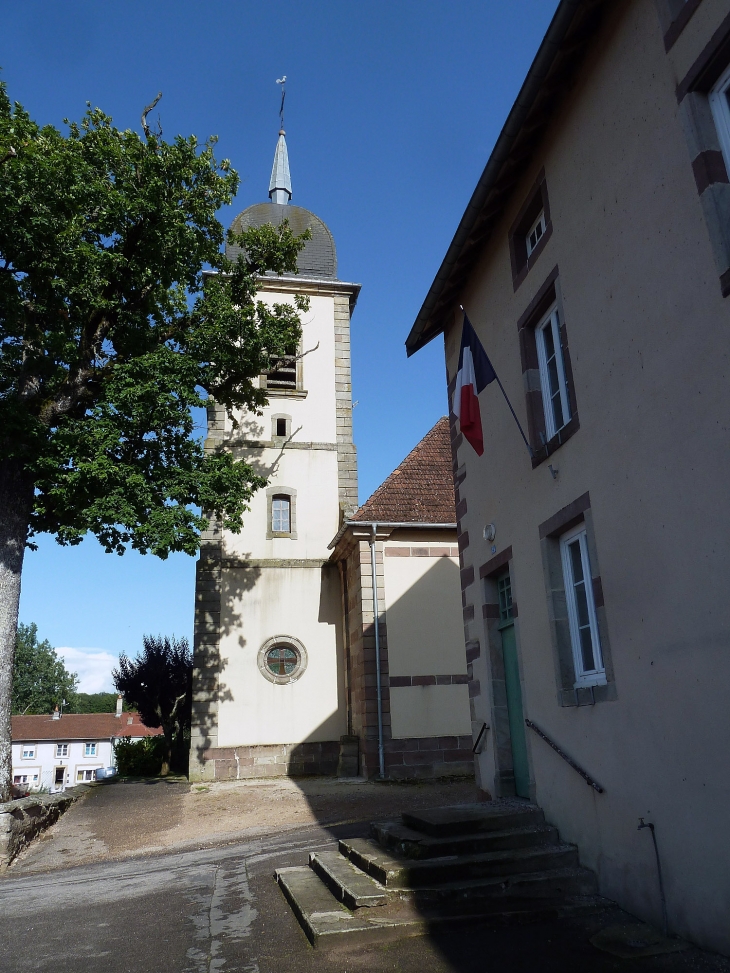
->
[[275, 866, 372, 945], [401, 801, 544, 838], [372, 819, 560, 859], [403, 866, 600, 905], [275, 864, 606, 948], [339, 837, 580, 888], [309, 850, 389, 909]]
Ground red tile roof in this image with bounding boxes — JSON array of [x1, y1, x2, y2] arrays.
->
[[11, 712, 163, 742], [351, 417, 456, 524]]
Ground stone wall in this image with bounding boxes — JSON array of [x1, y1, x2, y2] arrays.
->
[[0, 784, 89, 870], [201, 742, 340, 779]]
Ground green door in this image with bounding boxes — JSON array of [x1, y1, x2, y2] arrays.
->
[[498, 573, 530, 798]]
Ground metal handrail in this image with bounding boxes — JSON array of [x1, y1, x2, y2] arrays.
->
[[525, 718, 604, 793], [472, 723, 489, 754]]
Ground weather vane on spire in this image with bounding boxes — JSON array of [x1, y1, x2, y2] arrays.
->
[[276, 76, 287, 133]]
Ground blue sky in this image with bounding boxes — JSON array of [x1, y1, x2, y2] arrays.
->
[[4, 0, 558, 691]]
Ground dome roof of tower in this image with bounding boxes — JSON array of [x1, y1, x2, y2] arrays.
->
[[227, 202, 337, 279]]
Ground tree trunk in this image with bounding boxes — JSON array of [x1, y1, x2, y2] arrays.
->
[[0, 460, 33, 802]]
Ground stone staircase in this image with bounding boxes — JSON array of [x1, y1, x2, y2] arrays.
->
[[275, 800, 607, 947]]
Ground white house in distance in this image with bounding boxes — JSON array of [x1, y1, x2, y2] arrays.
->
[[11, 700, 162, 792]]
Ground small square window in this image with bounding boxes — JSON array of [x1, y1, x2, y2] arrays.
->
[[709, 64, 730, 176], [536, 306, 571, 440], [84, 743, 97, 757], [276, 417, 287, 437], [56, 743, 69, 758], [560, 525, 605, 687], [526, 211, 546, 257], [271, 496, 291, 533], [508, 171, 552, 289], [22, 746, 36, 759]]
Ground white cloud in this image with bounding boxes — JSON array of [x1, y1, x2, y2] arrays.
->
[[56, 647, 117, 695]]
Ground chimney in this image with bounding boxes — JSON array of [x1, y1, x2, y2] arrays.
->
[[115, 695, 123, 718], [52, 706, 60, 720]]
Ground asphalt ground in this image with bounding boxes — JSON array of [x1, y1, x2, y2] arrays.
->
[[2, 779, 729, 973]]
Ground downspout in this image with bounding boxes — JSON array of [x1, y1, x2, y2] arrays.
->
[[337, 558, 353, 736], [370, 524, 385, 778]]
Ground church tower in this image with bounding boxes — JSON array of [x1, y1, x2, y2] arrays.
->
[[190, 126, 360, 780]]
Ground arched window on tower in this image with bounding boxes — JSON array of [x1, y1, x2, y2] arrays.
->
[[271, 495, 291, 534]]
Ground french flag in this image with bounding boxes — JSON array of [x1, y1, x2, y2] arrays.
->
[[453, 314, 496, 456]]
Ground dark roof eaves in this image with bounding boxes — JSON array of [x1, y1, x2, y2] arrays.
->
[[405, 0, 598, 356]]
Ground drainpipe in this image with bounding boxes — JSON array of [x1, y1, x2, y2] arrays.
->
[[370, 524, 385, 778]]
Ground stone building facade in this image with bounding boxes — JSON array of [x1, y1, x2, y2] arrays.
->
[[407, 0, 730, 955]]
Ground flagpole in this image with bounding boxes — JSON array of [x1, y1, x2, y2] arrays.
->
[[459, 306, 534, 460]]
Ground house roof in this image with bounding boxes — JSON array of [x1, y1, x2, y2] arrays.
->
[[349, 417, 456, 524], [405, 0, 608, 355], [11, 713, 163, 742]]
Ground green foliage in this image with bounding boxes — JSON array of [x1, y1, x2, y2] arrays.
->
[[0, 82, 310, 557], [113, 635, 192, 773], [11, 622, 78, 715], [72, 692, 129, 714], [113, 735, 167, 777]]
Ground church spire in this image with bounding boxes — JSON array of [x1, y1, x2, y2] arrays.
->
[[268, 130, 291, 204], [269, 76, 291, 204]]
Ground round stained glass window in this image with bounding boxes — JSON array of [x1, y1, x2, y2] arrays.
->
[[257, 636, 308, 685], [265, 645, 298, 677]]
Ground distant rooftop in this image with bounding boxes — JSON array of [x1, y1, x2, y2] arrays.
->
[[351, 418, 455, 524], [11, 712, 163, 741]]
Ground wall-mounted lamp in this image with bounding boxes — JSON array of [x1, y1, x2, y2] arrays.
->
[[483, 523, 496, 543]]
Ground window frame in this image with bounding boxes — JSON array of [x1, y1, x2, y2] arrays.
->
[[271, 495, 291, 534], [257, 635, 309, 685], [535, 305, 571, 441], [508, 169, 553, 290], [56, 743, 69, 758], [516, 268, 580, 466], [84, 742, 97, 757], [21, 745, 36, 760], [559, 523, 606, 688], [266, 486, 297, 540], [261, 340, 307, 398], [526, 210, 546, 258], [709, 63, 730, 175]]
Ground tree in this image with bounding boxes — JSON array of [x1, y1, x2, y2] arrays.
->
[[0, 85, 310, 799], [113, 635, 192, 776], [12, 622, 78, 715], [72, 692, 128, 714]]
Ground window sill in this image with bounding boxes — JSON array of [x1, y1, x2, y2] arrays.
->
[[558, 682, 617, 707], [267, 531, 298, 540], [531, 413, 580, 468], [266, 389, 308, 399]]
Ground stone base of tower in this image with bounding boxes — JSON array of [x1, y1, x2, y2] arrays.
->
[[192, 741, 341, 781]]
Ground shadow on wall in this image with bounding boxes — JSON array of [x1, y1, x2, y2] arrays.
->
[[190, 550, 261, 777]]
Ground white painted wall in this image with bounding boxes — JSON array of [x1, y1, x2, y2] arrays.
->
[[215, 282, 347, 749], [217, 565, 345, 746], [12, 739, 113, 791], [390, 685, 471, 738], [382, 531, 471, 740]]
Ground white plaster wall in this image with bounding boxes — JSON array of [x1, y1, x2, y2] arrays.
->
[[225, 290, 338, 445], [384, 547, 465, 677], [390, 685, 472, 738], [217, 564, 346, 746], [11, 739, 114, 790], [224, 448, 340, 560]]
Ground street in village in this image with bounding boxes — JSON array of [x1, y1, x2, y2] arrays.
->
[[1, 779, 728, 973]]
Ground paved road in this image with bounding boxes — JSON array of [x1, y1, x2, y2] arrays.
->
[[2, 820, 729, 973]]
